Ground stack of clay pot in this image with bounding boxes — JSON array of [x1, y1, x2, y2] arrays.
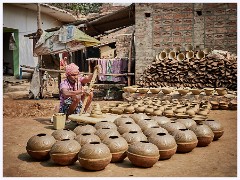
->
[[90, 103, 103, 118]]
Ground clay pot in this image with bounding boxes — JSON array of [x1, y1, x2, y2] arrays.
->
[[177, 53, 185, 61], [189, 123, 214, 147], [185, 107, 196, 117], [169, 51, 176, 59], [190, 89, 202, 95], [111, 107, 124, 115], [102, 135, 128, 163], [172, 129, 198, 153], [219, 101, 229, 110], [192, 115, 207, 124], [161, 121, 186, 135], [94, 121, 117, 130], [51, 129, 76, 141], [186, 51, 194, 59], [95, 128, 121, 140], [204, 88, 214, 96], [122, 131, 148, 145], [143, 126, 168, 137], [151, 116, 171, 126], [197, 108, 208, 116], [127, 86, 138, 93], [152, 109, 163, 116], [196, 50, 205, 59], [161, 87, 173, 94], [175, 118, 197, 129], [75, 133, 101, 146], [149, 87, 161, 94], [124, 104, 135, 114], [114, 115, 135, 126], [50, 139, 81, 165], [26, 133, 56, 161], [136, 118, 159, 131], [174, 106, 187, 114], [215, 88, 227, 96], [148, 133, 177, 160], [117, 122, 142, 135], [127, 141, 160, 168], [203, 119, 224, 140], [78, 142, 112, 171], [138, 88, 149, 94], [210, 101, 219, 110], [203, 47, 211, 54], [229, 99, 237, 110], [177, 88, 189, 96], [130, 113, 150, 123], [134, 105, 145, 113], [73, 125, 96, 135], [185, 44, 193, 51], [159, 51, 167, 60], [163, 107, 174, 118]]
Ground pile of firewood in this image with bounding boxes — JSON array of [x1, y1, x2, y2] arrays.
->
[[138, 50, 237, 91]]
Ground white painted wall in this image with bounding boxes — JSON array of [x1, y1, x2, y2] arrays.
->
[[3, 4, 63, 68]]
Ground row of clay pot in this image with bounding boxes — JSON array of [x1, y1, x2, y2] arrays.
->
[[26, 114, 224, 169], [123, 86, 228, 96]]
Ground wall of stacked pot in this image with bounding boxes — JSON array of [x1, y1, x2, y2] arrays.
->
[[137, 49, 237, 91], [134, 3, 237, 84]]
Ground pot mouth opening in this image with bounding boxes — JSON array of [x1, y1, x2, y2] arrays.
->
[[82, 133, 91, 136], [129, 131, 138, 134], [37, 133, 47, 137], [100, 120, 108, 122], [61, 139, 70, 141], [125, 122, 133, 124], [151, 126, 160, 128], [90, 141, 101, 144], [144, 118, 152, 121], [102, 127, 110, 129], [109, 135, 119, 139], [140, 141, 150, 143], [206, 120, 215, 121], [179, 128, 188, 131], [157, 133, 166, 136]]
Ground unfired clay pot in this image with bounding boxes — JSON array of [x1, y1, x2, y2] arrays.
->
[[94, 121, 117, 130], [50, 139, 81, 165], [215, 88, 227, 96], [151, 116, 171, 126], [175, 118, 197, 129], [78, 141, 112, 171], [102, 135, 128, 163], [122, 131, 148, 145], [136, 118, 159, 131], [114, 115, 135, 126], [26, 133, 56, 161], [172, 129, 198, 153], [203, 119, 224, 140], [73, 125, 96, 135], [74, 133, 101, 146], [130, 113, 150, 123], [127, 141, 160, 168], [148, 133, 177, 160], [143, 126, 168, 137], [117, 122, 142, 135], [189, 123, 214, 147], [95, 128, 121, 140], [51, 129, 76, 141], [161, 121, 186, 135]]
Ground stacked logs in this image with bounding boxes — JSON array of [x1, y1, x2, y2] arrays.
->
[[138, 50, 237, 91]]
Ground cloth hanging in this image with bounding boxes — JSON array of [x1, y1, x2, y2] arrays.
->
[[98, 59, 107, 81], [112, 58, 121, 82], [106, 60, 113, 81]]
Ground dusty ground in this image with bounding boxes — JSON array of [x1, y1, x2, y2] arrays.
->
[[3, 93, 238, 177]]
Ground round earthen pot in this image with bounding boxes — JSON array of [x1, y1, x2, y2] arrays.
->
[[143, 126, 168, 137], [136, 118, 159, 131], [172, 129, 198, 153], [148, 133, 177, 160], [114, 115, 135, 127], [134, 105, 145, 113], [215, 88, 227, 96], [127, 141, 160, 168], [144, 105, 154, 115], [124, 104, 135, 114], [117, 122, 142, 135], [50, 139, 81, 165], [163, 107, 174, 118], [52, 129, 76, 141], [78, 141, 112, 171], [161, 121, 186, 135], [149, 87, 161, 94], [151, 116, 171, 126], [94, 121, 117, 130], [95, 128, 121, 140], [102, 135, 128, 163], [75, 133, 101, 146], [189, 123, 214, 147], [204, 88, 214, 96], [73, 125, 96, 135], [203, 119, 224, 140], [130, 113, 150, 123], [122, 131, 148, 145], [175, 118, 197, 129], [26, 133, 56, 161]]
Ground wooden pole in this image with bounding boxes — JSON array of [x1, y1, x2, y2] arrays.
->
[[127, 30, 135, 86]]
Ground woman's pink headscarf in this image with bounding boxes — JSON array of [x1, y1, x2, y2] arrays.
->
[[65, 63, 79, 76]]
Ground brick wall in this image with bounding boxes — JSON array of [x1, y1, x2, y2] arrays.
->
[[135, 3, 237, 83]]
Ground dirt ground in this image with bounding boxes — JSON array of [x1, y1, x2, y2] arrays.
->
[[2, 94, 238, 177]]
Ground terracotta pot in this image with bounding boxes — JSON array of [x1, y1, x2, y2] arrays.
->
[[148, 133, 177, 160], [186, 107, 196, 117], [127, 86, 138, 93], [75, 133, 101, 146], [204, 88, 214, 96], [197, 108, 208, 116], [134, 105, 145, 113], [50, 139, 81, 165], [144, 105, 154, 115], [51, 129, 76, 141], [78, 142, 112, 171], [189, 123, 214, 147], [215, 88, 227, 96], [137, 88, 149, 94], [190, 89, 202, 95], [122, 131, 148, 145], [95, 128, 121, 140], [124, 104, 135, 114], [102, 135, 128, 163], [161, 121, 186, 135], [161, 87, 173, 94], [163, 107, 174, 118], [151, 116, 171, 126], [192, 115, 207, 124], [152, 109, 163, 116], [130, 113, 150, 123], [127, 141, 160, 168], [117, 122, 142, 135], [177, 88, 189, 96], [94, 121, 117, 130], [175, 118, 197, 129], [203, 119, 224, 140], [110, 107, 124, 115], [172, 129, 198, 153], [114, 115, 135, 126], [136, 118, 159, 131], [26, 133, 56, 161], [73, 125, 96, 135], [210, 101, 219, 110], [143, 126, 168, 137], [149, 87, 161, 94]]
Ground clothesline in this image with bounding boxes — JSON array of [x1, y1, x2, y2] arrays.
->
[[86, 57, 128, 61]]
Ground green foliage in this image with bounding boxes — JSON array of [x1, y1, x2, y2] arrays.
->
[[49, 3, 103, 15]]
